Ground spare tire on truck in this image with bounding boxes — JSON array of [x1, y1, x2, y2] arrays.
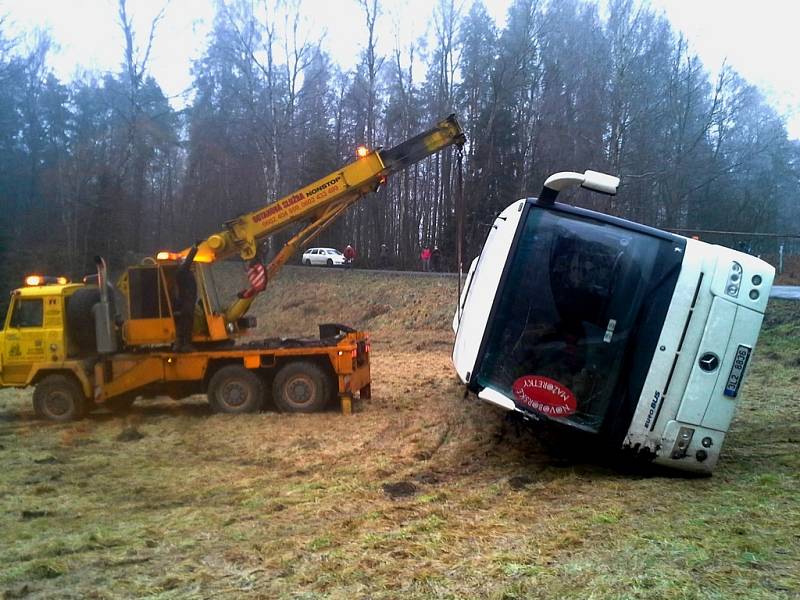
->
[[65, 284, 118, 355], [65, 287, 100, 354]]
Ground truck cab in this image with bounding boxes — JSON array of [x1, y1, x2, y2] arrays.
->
[[0, 280, 79, 386], [453, 171, 774, 474]]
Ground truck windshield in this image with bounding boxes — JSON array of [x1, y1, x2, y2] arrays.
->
[[475, 205, 681, 433]]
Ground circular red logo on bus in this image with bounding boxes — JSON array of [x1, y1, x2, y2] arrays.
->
[[511, 375, 577, 417]]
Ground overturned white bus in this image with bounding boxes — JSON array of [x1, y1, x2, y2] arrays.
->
[[453, 171, 774, 474]]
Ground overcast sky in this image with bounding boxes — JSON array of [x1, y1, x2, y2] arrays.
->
[[4, 0, 800, 138]]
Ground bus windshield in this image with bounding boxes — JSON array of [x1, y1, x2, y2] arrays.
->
[[475, 205, 681, 433]]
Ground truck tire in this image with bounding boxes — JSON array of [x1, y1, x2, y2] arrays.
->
[[207, 365, 264, 414], [33, 374, 88, 422], [272, 361, 333, 413], [65, 287, 100, 353]]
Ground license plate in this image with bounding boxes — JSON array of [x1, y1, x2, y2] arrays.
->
[[724, 345, 751, 397]]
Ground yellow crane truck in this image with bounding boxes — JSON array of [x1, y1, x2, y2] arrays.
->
[[0, 116, 466, 421]]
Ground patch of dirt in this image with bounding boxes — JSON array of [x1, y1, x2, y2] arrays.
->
[[282, 299, 304, 309], [362, 303, 392, 321], [20, 510, 49, 520], [116, 427, 145, 442], [414, 472, 440, 485], [292, 438, 321, 450], [508, 475, 535, 490], [414, 339, 452, 351], [786, 355, 800, 368], [382, 481, 418, 499], [762, 299, 800, 328], [3, 584, 31, 599]]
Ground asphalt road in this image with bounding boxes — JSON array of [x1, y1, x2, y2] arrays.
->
[[293, 264, 459, 278], [770, 285, 800, 300]]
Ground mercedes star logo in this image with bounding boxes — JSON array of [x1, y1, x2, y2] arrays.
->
[[699, 353, 720, 372]]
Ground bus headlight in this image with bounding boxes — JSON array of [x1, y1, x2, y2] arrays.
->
[[671, 426, 695, 459], [725, 262, 742, 298]]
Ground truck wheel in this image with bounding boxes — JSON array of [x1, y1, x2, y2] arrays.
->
[[207, 365, 264, 414], [272, 361, 332, 413], [33, 374, 88, 422]]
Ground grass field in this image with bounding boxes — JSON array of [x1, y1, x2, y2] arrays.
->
[[1, 267, 798, 599]]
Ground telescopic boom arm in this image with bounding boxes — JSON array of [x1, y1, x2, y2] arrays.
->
[[173, 115, 465, 323], [187, 114, 465, 265]]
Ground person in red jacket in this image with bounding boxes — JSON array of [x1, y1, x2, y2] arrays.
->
[[420, 247, 431, 272], [344, 244, 356, 268]]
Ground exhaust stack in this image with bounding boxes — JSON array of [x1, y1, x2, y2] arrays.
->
[[92, 256, 118, 354]]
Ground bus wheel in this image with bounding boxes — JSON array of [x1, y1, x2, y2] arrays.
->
[[208, 365, 264, 414], [33, 374, 88, 422], [272, 361, 332, 413]]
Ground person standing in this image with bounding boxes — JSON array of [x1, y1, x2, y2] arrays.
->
[[173, 244, 199, 352], [420, 247, 431, 272], [431, 247, 442, 272], [344, 244, 356, 268], [379, 242, 389, 268]]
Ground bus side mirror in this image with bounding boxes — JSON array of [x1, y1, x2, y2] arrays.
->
[[581, 170, 619, 195], [538, 170, 620, 205]]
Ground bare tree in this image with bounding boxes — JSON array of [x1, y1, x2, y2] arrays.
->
[[117, 0, 168, 250]]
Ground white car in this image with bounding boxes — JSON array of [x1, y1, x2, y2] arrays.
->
[[302, 247, 346, 267]]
